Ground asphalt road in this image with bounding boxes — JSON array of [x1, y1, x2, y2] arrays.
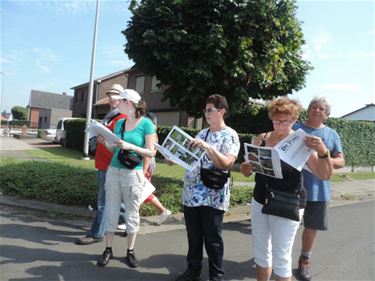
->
[[1, 200, 374, 281]]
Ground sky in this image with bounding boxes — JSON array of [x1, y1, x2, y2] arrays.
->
[[1, 0, 374, 118]]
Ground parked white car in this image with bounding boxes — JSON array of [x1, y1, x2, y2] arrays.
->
[[40, 128, 57, 142]]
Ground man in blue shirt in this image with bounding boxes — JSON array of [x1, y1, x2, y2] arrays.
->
[[293, 97, 345, 281]]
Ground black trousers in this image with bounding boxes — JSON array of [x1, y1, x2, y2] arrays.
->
[[183, 205, 225, 280]]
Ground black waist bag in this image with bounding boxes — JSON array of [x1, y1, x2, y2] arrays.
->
[[118, 149, 142, 169], [200, 167, 230, 190]]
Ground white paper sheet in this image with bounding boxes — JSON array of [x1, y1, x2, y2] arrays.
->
[[140, 179, 156, 202], [244, 129, 314, 179], [86, 120, 120, 145], [274, 129, 313, 171]]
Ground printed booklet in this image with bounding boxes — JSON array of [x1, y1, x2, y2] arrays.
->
[[244, 129, 313, 179], [86, 120, 120, 145], [155, 126, 205, 172]]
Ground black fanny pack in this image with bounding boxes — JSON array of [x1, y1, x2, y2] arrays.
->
[[117, 119, 142, 169], [118, 149, 142, 169], [199, 129, 230, 190], [200, 167, 230, 190]]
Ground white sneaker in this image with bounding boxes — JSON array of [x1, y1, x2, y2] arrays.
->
[[158, 210, 171, 225], [117, 223, 126, 231]]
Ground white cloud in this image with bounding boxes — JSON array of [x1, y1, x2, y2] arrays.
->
[[32, 48, 60, 62], [31, 48, 60, 73], [57, 0, 94, 15], [0, 52, 23, 64], [100, 44, 133, 68], [34, 59, 51, 73], [319, 83, 361, 92], [312, 30, 331, 53]]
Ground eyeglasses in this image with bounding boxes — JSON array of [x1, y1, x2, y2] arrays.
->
[[272, 119, 293, 125], [203, 108, 221, 114]]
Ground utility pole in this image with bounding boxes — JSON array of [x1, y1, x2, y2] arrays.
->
[[82, 0, 100, 160]]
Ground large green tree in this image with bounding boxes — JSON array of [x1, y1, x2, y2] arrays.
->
[[11, 106, 28, 120], [124, 0, 311, 117]]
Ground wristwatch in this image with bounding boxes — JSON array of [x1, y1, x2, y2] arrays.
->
[[318, 149, 330, 158]]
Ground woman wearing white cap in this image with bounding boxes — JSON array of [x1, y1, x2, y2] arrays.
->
[[96, 89, 156, 268]]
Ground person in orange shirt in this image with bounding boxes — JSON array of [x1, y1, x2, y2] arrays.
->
[[76, 84, 126, 245]]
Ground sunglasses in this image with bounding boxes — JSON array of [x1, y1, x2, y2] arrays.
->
[[203, 108, 221, 114], [272, 119, 293, 125]]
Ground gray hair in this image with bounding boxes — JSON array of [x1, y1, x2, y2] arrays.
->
[[308, 96, 331, 116]]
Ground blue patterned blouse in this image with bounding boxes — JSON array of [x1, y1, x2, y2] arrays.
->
[[182, 126, 240, 211]]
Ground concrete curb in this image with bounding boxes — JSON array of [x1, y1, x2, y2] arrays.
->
[[0, 194, 251, 234]]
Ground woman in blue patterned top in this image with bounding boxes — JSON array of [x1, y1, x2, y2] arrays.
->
[[175, 94, 240, 281]]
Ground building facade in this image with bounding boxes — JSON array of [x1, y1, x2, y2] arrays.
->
[[341, 103, 375, 122], [71, 66, 202, 128], [28, 90, 73, 128]]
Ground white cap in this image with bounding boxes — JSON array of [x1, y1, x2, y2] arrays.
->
[[111, 89, 141, 103]]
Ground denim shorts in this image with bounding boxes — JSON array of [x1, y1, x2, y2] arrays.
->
[[303, 201, 329, 230]]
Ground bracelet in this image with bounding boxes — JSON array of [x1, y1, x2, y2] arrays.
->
[[318, 149, 330, 158]]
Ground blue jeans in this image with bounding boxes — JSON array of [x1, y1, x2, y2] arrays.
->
[[88, 170, 107, 239]]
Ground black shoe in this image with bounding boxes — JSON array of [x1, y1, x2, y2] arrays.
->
[[97, 248, 113, 267], [126, 249, 138, 268], [123, 231, 128, 238], [75, 235, 102, 245], [297, 255, 312, 281], [175, 267, 201, 281]]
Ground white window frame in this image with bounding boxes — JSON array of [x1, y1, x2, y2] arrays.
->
[[151, 76, 161, 92], [135, 75, 145, 94]]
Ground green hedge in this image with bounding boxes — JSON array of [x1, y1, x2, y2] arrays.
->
[[0, 161, 97, 206], [0, 120, 30, 127], [65, 119, 86, 151], [0, 160, 253, 215], [64, 116, 374, 167], [325, 118, 375, 167]]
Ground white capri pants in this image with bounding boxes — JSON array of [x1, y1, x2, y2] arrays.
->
[[104, 166, 145, 235], [251, 198, 304, 278]]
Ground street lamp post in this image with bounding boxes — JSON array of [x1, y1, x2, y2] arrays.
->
[[83, 0, 100, 160], [0, 72, 4, 123]]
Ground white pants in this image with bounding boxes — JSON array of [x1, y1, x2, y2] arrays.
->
[[104, 167, 144, 234], [251, 198, 304, 278]]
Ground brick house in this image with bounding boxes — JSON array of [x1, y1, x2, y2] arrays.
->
[[28, 90, 73, 129], [71, 66, 201, 128]]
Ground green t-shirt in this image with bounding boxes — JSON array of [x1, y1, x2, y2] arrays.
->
[[110, 117, 155, 170]]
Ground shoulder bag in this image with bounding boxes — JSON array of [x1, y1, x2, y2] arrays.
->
[[260, 161, 300, 222], [200, 129, 231, 190]]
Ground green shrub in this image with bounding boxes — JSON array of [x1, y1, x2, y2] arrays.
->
[[230, 186, 253, 206], [140, 175, 184, 215], [0, 159, 254, 216], [0, 161, 97, 206]]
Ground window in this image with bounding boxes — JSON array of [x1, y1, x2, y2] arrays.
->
[[44, 116, 47, 123], [135, 75, 145, 93], [80, 91, 85, 102], [151, 76, 161, 92], [74, 92, 78, 103]]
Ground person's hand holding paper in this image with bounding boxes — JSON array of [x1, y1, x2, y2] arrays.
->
[[116, 139, 135, 151], [87, 120, 120, 146]]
